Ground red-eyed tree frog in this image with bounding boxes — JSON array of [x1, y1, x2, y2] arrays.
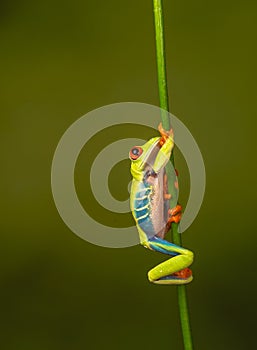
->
[[129, 124, 194, 285]]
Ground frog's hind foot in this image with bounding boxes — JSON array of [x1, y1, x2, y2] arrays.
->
[[153, 268, 193, 285]]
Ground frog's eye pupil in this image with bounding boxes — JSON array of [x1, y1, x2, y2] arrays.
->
[[129, 146, 143, 160]]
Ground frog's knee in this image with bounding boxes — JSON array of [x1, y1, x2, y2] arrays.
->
[[186, 250, 194, 265], [148, 270, 155, 283]]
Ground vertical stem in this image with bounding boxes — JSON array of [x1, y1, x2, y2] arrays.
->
[[153, 1, 193, 350]]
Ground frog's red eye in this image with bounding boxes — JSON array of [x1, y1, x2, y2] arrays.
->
[[129, 146, 143, 160]]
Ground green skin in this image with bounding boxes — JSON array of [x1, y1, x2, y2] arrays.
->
[[130, 126, 194, 285]]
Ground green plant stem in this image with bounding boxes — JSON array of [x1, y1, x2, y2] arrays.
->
[[153, 1, 193, 349]]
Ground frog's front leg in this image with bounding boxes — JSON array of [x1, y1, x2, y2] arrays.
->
[[143, 237, 194, 285], [152, 123, 174, 173]]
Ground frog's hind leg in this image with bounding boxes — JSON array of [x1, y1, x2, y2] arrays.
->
[[146, 237, 194, 285]]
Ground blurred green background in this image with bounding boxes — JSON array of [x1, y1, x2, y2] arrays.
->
[[1, 0, 257, 349]]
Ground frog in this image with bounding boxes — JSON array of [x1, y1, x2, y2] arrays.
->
[[129, 123, 194, 285]]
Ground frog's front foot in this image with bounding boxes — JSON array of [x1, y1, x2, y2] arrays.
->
[[158, 123, 174, 146], [168, 204, 182, 224]]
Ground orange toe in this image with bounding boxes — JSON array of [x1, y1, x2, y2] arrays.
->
[[172, 268, 192, 279]]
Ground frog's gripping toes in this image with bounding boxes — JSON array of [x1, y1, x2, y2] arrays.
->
[[129, 123, 194, 285], [168, 204, 182, 224]]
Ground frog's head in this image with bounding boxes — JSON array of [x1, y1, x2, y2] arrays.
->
[[129, 137, 160, 181]]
